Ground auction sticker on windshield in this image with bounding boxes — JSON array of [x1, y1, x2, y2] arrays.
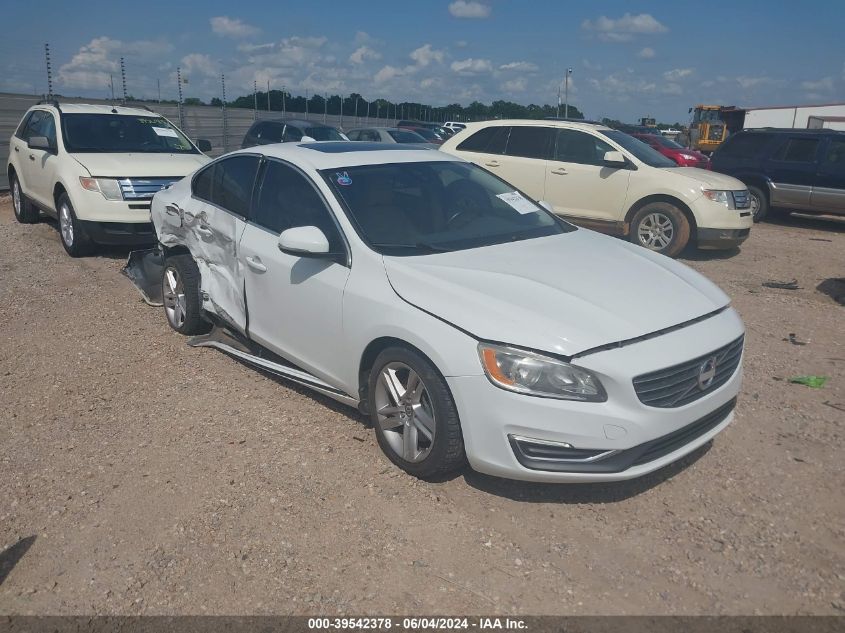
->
[[496, 191, 539, 214], [152, 127, 179, 138]]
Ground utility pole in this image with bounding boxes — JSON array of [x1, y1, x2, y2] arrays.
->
[[366, 99, 370, 123], [324, 93, 328, 123], [339, 96, 344, 129], [109, 74, 115, 102], [176, 67, 185, 129], [267, 79, 270, 111], [355, 97, 359, 125], [564, 67, 573, 118], [305, 89, 309, 117], [44, 43, 54, 99], [376, 102, 380, 120], [282, 85, 286, 118], [221, 73, 228, 152], [253, 80, 257, 120], [157, 78, 161, 103], [120, 57, 127, 103]]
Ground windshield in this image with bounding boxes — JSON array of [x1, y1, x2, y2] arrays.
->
[[387, 129, 428, 143], [322, 161, 572, 255], [694, 109, 721, 123], [61, 114, 198, 153], [603, 130, 677, 168], [305, 126, 345, 141]]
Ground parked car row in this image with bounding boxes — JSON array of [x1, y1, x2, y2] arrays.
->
[[7, 100, 748, 484]]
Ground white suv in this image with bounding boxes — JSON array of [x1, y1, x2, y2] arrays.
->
[[8, 102, 211, 256], [440, 119, 753, 257]]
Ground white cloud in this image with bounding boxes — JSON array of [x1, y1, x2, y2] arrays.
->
[[409, 44, 445, 67], [237, 42, 274, 53], [354, 31, 375, 45], [735, 75, 777, 89], [374, 65, 404, 84], [180, 53, 218, 78], [801, 76, 834, 91], [448, 1, 491, 19], [662, 83, 684, 95], [582, 59, 602, 71], [499, 61, 538, 72], [663, 68, 693, 81], [588, 72, 656, 100], [349, 46, 381, 65], [501, 78, 528, 92], [451, 58, 493, 74], [637, 47, 656, 59], [57, 36, 173, 89], [581, 13, 668, 42], [210, 16, 259, 38]]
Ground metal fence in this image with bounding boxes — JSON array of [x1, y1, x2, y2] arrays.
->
[[0, 91, 398, 191]]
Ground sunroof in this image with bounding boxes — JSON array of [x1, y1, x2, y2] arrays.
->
[[299, 142, 421, 153]]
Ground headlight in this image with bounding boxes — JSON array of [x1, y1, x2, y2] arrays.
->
[[702, 189, 732, 208], [79, 177, 123, 201], [478, 343, 607, 402]]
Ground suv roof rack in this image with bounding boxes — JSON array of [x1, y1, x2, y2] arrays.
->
[[543, 117, 604, 125], [36, 98, 61, 111]]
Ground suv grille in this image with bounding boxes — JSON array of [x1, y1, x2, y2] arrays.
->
[[732, 190, 750, 209], [117, 177, 180, 200], [633, 336, 744, 408], [708, 125, 724, 141]]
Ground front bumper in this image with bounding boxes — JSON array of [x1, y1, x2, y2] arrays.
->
[[447, 307, 744, 483], [696, 227, 750, 249], [79, 220, 156, 246]]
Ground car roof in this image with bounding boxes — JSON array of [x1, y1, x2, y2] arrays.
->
[[31, 103, 164, 117], [229, 141, 460, 170], [736, 127, 844, 135], [459, 118, 612, 133]]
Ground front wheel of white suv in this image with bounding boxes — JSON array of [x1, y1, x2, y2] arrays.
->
[[629, 202, 690, 258], [11, 174, 39, 224], [367, 346, 466, 479], [57, 193, 93, 257]]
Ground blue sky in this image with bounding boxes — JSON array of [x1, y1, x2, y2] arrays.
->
[[2, 0, 843, 122]]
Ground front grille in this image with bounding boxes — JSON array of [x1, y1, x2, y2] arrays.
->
[[732, 190, 751, 209], [707, 125, 724, 141], [632, 398, 736, 466], [633, 336, 744, 408], [117, 177, 180, 200]]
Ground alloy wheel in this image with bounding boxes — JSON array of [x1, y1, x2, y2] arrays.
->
[[749, 193, 761, 219], [12, 180, 21, 218], [637, 212, 674, 250], [374, 362, 436, 463], [59, 202, 74, 246], [163, 267, 187, 329]]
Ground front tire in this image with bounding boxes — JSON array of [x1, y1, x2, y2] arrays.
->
[[162, 254, 211, 335], [11, 174, 39, 224], [629, 202, 690, 258], [367, 346, 466, 479], [747, 185, 769, 223], [57, 193, 93, 257]]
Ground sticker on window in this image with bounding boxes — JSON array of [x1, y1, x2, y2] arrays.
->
[[336, 171, 352, 186], [496, 191, 539, 214], [152, 127, 179, 138]]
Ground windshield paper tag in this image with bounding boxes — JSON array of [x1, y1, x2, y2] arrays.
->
[[152, 127, 178, 138], [336, 171, 352, 186], [497, 191, 539, 214]]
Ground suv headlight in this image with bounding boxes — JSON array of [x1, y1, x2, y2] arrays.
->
[[478, 343, 607, 402], [79, 177, 123, 201], [702, 189, 733, 208]]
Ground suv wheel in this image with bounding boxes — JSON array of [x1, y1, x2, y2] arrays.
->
[[162, 254, 211, 335], [747, 185, 769, 223], [57, 193, 93, 257], [11, 174, 39, 224], [630, 202, 690, 258], [367, 347, 466, 479]]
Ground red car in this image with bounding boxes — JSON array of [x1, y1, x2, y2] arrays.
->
[[631, 133, 710, 168]]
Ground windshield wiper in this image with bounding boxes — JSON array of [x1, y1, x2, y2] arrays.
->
[[371, 241, 454, 253]]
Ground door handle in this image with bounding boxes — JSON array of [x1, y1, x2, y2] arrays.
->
[[165, 203, 183, 217], [550, 167, 568, 175], [14, 147, 19, 152], [485, 160, 500, 167], [245, 256, 267, 273], [29, 154, 36, 161]]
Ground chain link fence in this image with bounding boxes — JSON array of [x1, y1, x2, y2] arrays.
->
[[0, 91, 399, 191]]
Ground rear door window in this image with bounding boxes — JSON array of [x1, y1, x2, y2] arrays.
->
[[772, 137, 821, 163], [456, 126, 510, 154], [192, 163, 215, 201], [505, 127, 554, 159]]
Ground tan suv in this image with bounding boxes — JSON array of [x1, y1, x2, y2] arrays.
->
[[440, 119, 753, 257]]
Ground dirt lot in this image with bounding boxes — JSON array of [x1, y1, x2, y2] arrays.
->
[[0, 196, 843, 616]]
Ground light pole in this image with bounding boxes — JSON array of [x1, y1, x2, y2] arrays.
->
[[282, 85, 286, 118], [355, 97, 359, 124], [564, 68, 573, 119]]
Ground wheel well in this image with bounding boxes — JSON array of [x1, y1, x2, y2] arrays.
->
[[624, 194, 698, 235], [357, 337, 428, 405], [162, 244, 192, 258], [53, 183, 67, 208], [738, 176, 769, 200], [7, 164, 16, 183]]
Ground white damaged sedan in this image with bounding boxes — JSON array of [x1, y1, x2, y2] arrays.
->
[[148, 142, 744, 482]]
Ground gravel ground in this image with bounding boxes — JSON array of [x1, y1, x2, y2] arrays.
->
[[0, 196, 843, 616]]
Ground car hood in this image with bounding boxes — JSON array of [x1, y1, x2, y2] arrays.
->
[[661, 166, 743, 190], [383, 229, 730, 357], [71, 152, 210, 178]]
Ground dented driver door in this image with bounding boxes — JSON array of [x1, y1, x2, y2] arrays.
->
[[173, 155, 261, 333]]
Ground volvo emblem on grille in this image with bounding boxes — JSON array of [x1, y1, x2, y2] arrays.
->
[[698, 356, 718, 390]]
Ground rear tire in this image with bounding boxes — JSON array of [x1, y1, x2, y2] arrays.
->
[[629, 202, 690, 258], [162, 254, 211, 335], [747, 185, 769, 223], [367, 346, 466, 480], [57, 193, 94, 257], [11, 174, 39, 224]]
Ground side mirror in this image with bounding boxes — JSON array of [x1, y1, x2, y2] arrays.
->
[[278, 225, 332, 258], [603, 150, 628, 168], [28, 136, 53, 152], [196, 139, 212, 152], [299, 135, 317, 143]]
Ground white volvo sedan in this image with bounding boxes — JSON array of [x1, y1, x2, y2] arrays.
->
[[147, 142, 744, 483]]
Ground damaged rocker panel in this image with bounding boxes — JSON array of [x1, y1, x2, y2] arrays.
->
[[188, 325, 359, 408]]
